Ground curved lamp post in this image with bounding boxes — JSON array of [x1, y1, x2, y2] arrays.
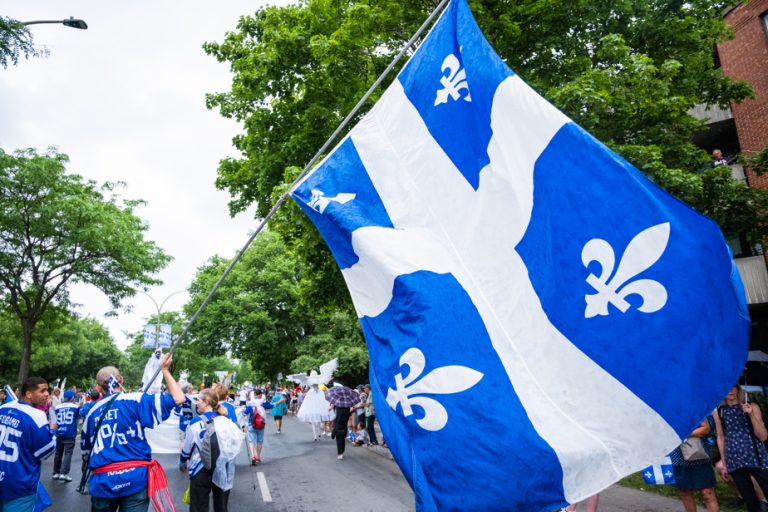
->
[[22, 17, 88, 29], [140, 290, 187, 350]]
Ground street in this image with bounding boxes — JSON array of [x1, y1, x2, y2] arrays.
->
[[43, 414, 414, 511]]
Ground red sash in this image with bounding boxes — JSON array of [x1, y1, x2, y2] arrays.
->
[[94, 460, 176, 512]]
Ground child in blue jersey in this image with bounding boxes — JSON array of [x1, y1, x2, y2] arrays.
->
[[212, 384, 239, 425], [51, 389, 80, 483], [0, 376, 56, 512], [175, 385, 197, 439], [81, 354, 185, 512], [179, 389, 231, 512]]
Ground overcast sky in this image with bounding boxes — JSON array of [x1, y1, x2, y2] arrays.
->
[[1, 1, 290, 349]]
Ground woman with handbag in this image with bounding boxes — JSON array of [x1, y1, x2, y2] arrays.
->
[[714, 385, 768, 512], [671, 417, 720, 512]]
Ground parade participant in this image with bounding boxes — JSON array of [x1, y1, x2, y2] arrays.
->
[[211, 384, 237, 425], [179, 389, 232, 512], [81, 354, 185, 511], [176, 384, 197, 439], [243, 389, 267, 465], [363, 384, 378, 446], [80, 390, 101, 421], [50, 387, 62, 409], [0, 377, 56, 511], [270, 389, 288, 434], [52, 389, 80, 483]]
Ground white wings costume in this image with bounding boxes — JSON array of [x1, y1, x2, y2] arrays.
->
[[292, 358, 337, 424]]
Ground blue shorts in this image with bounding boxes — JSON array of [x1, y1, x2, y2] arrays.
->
[[248, 428, 265, 444]]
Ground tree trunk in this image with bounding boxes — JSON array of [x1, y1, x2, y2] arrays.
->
[[18, 319, 34, 387]]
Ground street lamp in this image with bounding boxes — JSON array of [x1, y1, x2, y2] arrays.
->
[[22, 17, 88, 29], [140, 290, 187, 350]]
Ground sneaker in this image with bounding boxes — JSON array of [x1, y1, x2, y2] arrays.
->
[[60, 475, 72, 483], [337, 454, 344, 460], [254, 457, 261, 463], [52, 474, 61, 480], [251, 457, 257, 466]]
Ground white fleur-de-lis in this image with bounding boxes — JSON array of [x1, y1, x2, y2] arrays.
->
[[385, 347, 483, 431], [307, 189, 356, 214], [434, 53, 472, 106], [582, 222, 670, 318]]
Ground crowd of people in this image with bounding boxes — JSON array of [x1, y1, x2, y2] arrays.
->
[[0, 362, 385, 512]]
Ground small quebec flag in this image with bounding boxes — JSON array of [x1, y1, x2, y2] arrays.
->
[[642, 457, 676, 485], [291, 0, 748, 510]]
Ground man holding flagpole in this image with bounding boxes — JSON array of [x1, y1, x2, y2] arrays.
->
[[81, 354, 184, 512]]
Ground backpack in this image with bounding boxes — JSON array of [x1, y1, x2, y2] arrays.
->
[[200, 417, 220, 471], [251, 408, 265, 430]]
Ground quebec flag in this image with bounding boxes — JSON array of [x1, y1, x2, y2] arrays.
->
[[290, 0, 749, 510], [642, 457, 676, 485]]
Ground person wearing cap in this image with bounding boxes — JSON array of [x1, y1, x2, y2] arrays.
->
[[52, 389, 80, 482], [243, 389, 268, 465]]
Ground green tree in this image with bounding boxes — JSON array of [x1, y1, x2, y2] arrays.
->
[[0, 308, 123, 389], [184, 230, 311, 380], [0, 17, 47, 69], [205, 0, 760, 313], [0, 148, 171, 385]]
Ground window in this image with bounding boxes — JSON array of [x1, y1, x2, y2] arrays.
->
[[762, 12, 768, 44]]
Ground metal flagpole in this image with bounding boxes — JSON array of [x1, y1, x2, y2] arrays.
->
[[140, 0, 453, 393]]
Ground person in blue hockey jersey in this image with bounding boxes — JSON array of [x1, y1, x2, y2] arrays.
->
[[52, 389, 80, 483], [0, 376, 57, 511], [81, 354, 184, 511]]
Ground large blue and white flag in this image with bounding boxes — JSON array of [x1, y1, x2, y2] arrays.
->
[[290, 0, 749, 510]]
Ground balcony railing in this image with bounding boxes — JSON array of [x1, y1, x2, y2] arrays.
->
[[735, 256, 768, 304]]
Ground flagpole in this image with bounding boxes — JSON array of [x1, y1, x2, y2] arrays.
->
[[140, 0, 453, 393]]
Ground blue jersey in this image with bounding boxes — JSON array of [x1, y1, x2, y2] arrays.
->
[[81, 392, 176, 498], [179, 412, 217, 478], [54, 402, 80, 439], [175, 396, 196, 432], [222, 401, 238, 425], [79, 401, 95, 421], [0, 401, 56, 502]]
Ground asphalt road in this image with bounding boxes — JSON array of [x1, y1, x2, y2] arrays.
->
[[41, 414, 414, 511], [39, 414, 704, 511]]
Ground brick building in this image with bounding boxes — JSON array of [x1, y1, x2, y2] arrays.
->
[[693, 1, 768, 371], [719, 0, 768, 188]]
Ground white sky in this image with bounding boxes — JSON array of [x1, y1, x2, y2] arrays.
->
[[1, 1, 290, 349]]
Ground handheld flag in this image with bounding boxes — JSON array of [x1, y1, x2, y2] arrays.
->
[[107, 374, 122, 394], [290, 0, 749, 510], [641, 457, 676, 485]]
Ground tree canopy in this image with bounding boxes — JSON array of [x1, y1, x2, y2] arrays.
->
[[0, 148, 171, 384], [197, 0, 767, 381], [0, 16, 46, 69], [204, 0, 761, 310]]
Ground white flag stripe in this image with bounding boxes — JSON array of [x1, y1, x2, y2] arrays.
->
[[347, 77, 680, 501]]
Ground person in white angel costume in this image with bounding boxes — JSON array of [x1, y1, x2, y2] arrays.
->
[[288, 359, 337, 441]]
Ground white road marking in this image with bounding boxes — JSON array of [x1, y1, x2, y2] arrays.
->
[[257, 471, 272, 502]]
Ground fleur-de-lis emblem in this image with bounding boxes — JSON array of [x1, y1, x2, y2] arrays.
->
[[385, 347, 483, 431], [434, 53, 472, 106], [307, 189, 356, 214], [582, 222, 670, 318]]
